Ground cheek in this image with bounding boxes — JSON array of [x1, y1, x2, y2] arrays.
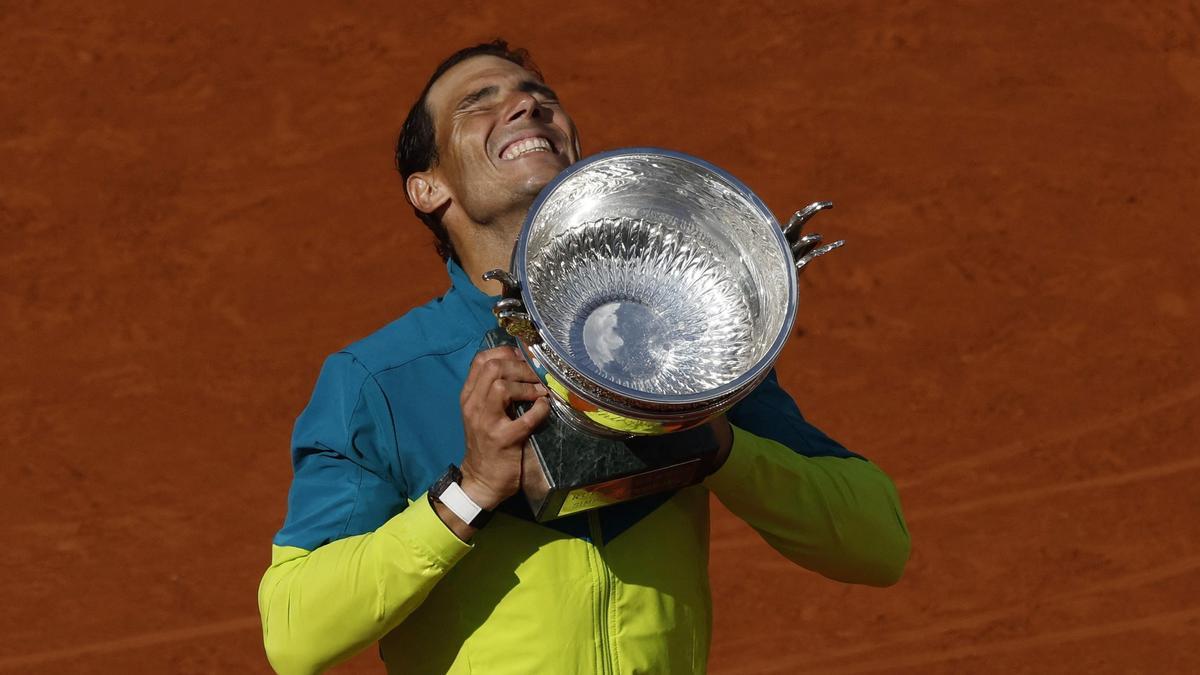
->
[[565, 125, 582, 159], [446, 121, 492, 164], [553, 114, 580, 157]]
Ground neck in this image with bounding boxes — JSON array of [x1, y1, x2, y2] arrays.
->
[[454, 211, 525, 296]]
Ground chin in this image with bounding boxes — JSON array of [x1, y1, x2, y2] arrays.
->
[[515, 171, 559, 196]]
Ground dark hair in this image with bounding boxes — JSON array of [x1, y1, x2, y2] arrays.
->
[[395, 39, 543, 263]]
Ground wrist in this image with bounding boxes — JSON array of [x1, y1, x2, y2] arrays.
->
[[431, 498, 478, 542], [429, 464, 495, 536], [458, 471, 506, 511]]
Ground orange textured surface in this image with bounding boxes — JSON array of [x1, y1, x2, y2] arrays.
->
[[3, 2, 1199, 673]]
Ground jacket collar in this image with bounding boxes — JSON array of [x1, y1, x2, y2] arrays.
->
[[446, 258, 502, 334]]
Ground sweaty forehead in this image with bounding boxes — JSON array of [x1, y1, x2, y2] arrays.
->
[[426, 55, 540, 119]]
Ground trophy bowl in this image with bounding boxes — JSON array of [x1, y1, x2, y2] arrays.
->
[[487, 148, 843, 437]]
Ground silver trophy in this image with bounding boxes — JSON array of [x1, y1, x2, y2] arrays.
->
[[485, 148, 843, 520]]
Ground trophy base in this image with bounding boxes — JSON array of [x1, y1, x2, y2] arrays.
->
[[483, 330, 718, 522]]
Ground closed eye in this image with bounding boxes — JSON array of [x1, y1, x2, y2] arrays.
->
[[454, 80, 561, 115], [520, 80, 560, 104], [456, 85, 498, 112]]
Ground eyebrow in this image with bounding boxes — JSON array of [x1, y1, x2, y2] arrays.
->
[[519, 80, 559, 100], [454, 80, 560, 112]]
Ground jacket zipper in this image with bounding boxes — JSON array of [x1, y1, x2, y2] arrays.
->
[[588, 510, 616, 675]]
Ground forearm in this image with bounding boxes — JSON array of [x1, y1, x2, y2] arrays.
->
[[705, 424, 910, 586], [258, 496, 471, 674]]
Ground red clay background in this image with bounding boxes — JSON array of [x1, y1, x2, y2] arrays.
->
[[3, 2, 1198, 673]]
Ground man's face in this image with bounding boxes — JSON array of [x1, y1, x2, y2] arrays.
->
[[423, 55, 580, 225]]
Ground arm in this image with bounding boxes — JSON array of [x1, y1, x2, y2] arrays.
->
[[258, 353, 470, 674], [259, 348, 549, 674], [259, 499, 470, 674], [704, 370, 910, 587]]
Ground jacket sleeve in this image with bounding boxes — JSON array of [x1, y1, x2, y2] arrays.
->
[[704, 370, 910, 587], [258, 353, 471, 675]]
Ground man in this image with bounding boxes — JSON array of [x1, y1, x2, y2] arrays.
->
[[258, 40, 910, 675]]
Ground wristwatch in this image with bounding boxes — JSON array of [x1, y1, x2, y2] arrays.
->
[[428, 464, 493, 528]]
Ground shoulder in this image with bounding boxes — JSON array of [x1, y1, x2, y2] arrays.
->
[[292, 293, 476, 462], [337, 295, 477, 378]]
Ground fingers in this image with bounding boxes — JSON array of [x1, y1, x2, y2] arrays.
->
[[457, 347, 551, 506], [482, 397, 551, 448], [461, 347, 541, 404], [460, 347, 551, 454], [514, 396, 551, 431], [461, 347, 549, 427], [461, 347, 518, 403], [487, 378, 549, 407]]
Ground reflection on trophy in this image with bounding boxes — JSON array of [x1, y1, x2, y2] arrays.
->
[[484, 148, 844, 521]]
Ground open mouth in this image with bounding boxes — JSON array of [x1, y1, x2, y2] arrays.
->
[[499, 135, 557, 161]]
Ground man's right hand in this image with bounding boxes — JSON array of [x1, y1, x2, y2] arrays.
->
[[448, 346, 549, 532]]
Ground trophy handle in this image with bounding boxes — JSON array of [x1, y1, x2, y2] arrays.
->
[[483, 269, 543, 345], [782, 201, 845, 273], [483, 269, 521, 297]]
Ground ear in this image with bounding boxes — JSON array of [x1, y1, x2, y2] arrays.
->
[[406, 171, 450, 215]]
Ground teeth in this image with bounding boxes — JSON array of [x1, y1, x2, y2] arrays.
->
[[502, 136, 552, 160]]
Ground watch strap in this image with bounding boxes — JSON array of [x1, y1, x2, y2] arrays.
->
[[429, 464, 493, 528]]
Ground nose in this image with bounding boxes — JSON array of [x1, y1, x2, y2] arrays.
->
[[505, 91, 544, 123]]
